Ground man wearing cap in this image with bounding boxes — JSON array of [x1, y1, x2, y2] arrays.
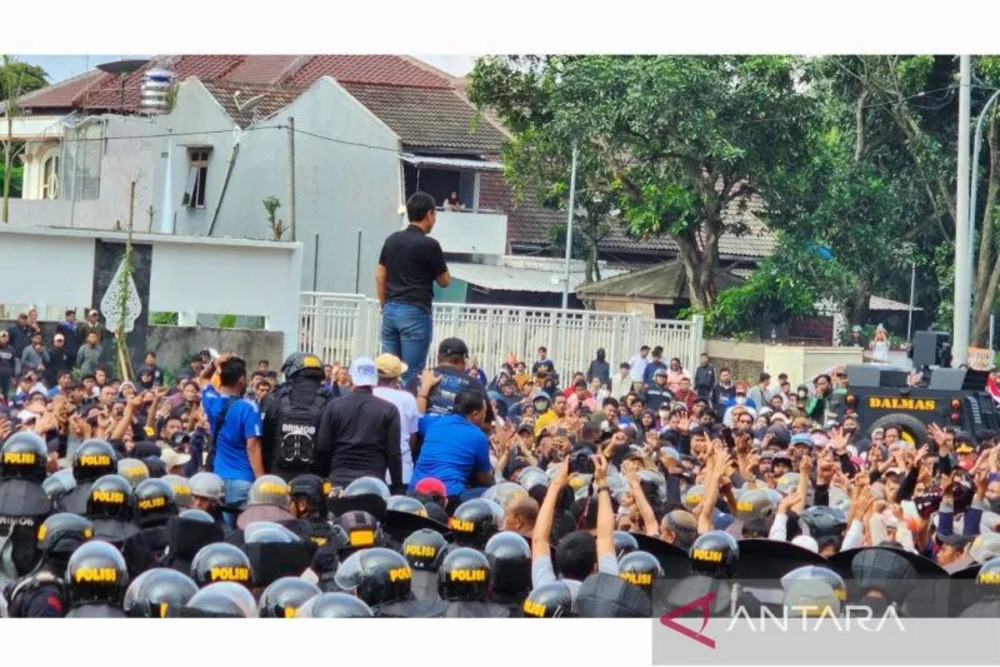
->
[[376, 192, 450, 386], [412, 337, 493, 428], [79, 309, 104, 344], [316, 357, 402, 491], [640, 368, 673, 413], [44, 333, 73, 389], [374, 353, 419, 486], [56, 309, 82, 363]]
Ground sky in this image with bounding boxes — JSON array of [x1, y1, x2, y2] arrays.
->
[[18, 55, 477, 85]]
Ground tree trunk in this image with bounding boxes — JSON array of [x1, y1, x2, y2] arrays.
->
[[674, 216, 721, 311], [854, 88, 869, 162], [844, 277, 871, 327], [590, 241, 601, 283], [971, 107, 1000, 345]]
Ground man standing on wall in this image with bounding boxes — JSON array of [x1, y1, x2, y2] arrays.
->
[[375, 192, 451, 386]]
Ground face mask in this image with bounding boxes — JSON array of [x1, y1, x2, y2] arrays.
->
[[988, 497, 1000, 513]]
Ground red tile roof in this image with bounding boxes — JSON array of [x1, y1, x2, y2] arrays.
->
[[16, 70, 104, 110], [200, 80, 306, 129], [287, 55, 452, 89], [224, 56, 310, 85]]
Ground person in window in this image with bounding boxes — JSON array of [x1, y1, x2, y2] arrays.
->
[[443, 191, 463, 211]]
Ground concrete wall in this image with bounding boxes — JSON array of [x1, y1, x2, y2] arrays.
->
[[705, 339, 864, 386], [146, 325, 284, 375]]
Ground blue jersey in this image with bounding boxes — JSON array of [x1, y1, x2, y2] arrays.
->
[[201, 386, 263, 482]]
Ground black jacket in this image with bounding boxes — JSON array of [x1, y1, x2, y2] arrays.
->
[[44, 347, 74, 387], [0, 344, 16, 377], [316, 389, 401, 488], [694, 364, 716, 396], [7, 325, 31, 357]]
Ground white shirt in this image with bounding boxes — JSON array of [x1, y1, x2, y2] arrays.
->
[[374, 385, 419, 484], [629, 354, 649, 383], [611, 373, 633, 401]]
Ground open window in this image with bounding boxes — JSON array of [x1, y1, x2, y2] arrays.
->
[[42, 154, 60, 200], [182, 148, 210, 208]]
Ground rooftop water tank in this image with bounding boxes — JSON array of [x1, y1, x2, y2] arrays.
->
[[140, 69, 175, 114]]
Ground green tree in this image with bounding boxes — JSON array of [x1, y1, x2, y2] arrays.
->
[[2, 56, 49, 222], [469, 55, 817, 309]]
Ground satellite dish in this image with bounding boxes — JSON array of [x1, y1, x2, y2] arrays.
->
[[233, 91, 266, 114], [96, 59, 150, 75]]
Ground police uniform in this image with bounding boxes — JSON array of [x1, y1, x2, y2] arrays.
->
[[261, 353, 334, 480], [0, 433, 54, 587]]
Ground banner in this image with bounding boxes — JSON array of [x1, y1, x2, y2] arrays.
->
[[967, 347, 995, 371]]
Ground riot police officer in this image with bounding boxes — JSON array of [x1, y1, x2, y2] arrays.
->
[[65, 540, 130, 617], [262, 352, 334, 480], [296, 591, 373, 618], [438, 547, 509, 617], [244, 522, 314, 589], [522, 581, 575, 618], [485, 531, 531, 613], [289, 474, 335, 548], [133, 478, 178, 563], [123, 568, 198, 618], [235, 474, 295, 530], [87, 474, 155, 576], [335, 547, 446, 617], [181, 582, 258, 618], [190, 542, 253, 589], [0, 432, 53, 587], [160, 509, 225, 575], [618, 550, 665, 598], [258, 576, 321, 618], [689, 531, 740, 579], [403, 528, 448, 602], [58, 439, 117, 514], [448, 499, 499, 549], [3, 513, 92, 617], [188, 472, 227, 525]]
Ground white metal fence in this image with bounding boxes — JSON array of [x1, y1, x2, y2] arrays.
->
[[299, 292, 704, 378]]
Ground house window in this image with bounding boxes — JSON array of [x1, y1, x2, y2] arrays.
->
[[42, 155, 60, 200], [182, 149, 210, 208]]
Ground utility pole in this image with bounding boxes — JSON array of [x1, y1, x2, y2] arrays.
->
[[561, 144, 578, 310], [907, 262, 916, 343], [287, 117, 297, 242], [953, 55, 972, 367]]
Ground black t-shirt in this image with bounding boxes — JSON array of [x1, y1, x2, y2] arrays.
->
[[378, 225, 448, 309]]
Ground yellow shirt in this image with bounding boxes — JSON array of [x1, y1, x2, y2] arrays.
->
[[534, 410, 558, 436]]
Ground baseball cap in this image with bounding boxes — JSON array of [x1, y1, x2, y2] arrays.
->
[[375, 353, 408, 380], [516, 420, 535, 434], [348, 357, 378, 388], [438, 338, 469, 358], [791, 433, 814, 448], [414, 477, 447, 498], [654, 368, 669, 378], [160, 447, 192, 470], [955, 441, 976, 455]]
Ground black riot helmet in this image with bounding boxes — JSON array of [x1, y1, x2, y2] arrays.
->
[[438, 547, 491, 602], [484, 531, 531, 600], [344, 477, 391, 501], [614, 531, 640, 559], [191, 542, 253, 588], [387, 495, 428, 517], [281, 352, 324, 380], [183, 582, 258, 618], [133, 478, 177, 528], [448, 499, 499, 549], [522, 581, 574, 618], [86, 474, 133, 521], [117, 458, 149, 488], [37, 512, 93, 556], [333, 547, 412, 607], [689, 531, 739, 579], [244, 523, 313, 587], [65, 540, 129, 607], [296, 592, 374, 618], [43, 468, 77, 503], [123, 568, 199, 618], [978, 556, 1000, 598], [403, 528, 448, 572], [289, 474, 328, 512], [799, 505, 848, 539], [258, 577, 321, 618], [0, 431, 48, 482], [618, 550, 665, 595], [72, 440, 118, 482], [781, 565, 848, 603]]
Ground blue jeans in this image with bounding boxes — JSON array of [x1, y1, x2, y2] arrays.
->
[[223, 478, 252, 528], [381, 301, 433, 385]]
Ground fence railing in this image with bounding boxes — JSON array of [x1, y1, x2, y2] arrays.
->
[[299, 292, 704, 378]]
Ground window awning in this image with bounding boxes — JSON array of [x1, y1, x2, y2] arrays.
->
[[400, 153, 502, 171]]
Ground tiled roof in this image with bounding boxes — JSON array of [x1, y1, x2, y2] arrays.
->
[[16, 70, 104, 110], [288, 55, 452, 89], [225, 55, 311, 85], [575, 260, 745, 300], [340, 83, 508, 151], [200, 81, 306, 129]]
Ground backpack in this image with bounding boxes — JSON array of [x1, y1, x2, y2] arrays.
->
[[274, 386, 330, 469]]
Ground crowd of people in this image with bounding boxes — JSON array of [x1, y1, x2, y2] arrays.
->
[[0, 324, 998, 618]]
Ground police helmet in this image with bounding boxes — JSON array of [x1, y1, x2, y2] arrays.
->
[[65, 540, 129, 607], [484, 531, 531, 600], [244, 521, 300, 544], [335, 511, 383, 552], [86, 474, 133, 521], [178, 508, 215, 523], [614, 531, 640, 559], [781, 565, 847, 603], [333, 547, 412, 607], [638, 469, 667, 501], [681, 485, 706, 512], [438, 547, 491, 602], [799, 505, 848, 539], [43, 468, 77, 502], [971, 534, 1000, 565], [123, 568, 198, 618], [289, 474, 328, 509], [618, 550, 665, 594], [517, 466, 549, 493], [117, 458, 149, 488], [344, 477, 391, 502], [247, 475, 291, 508], [977, 556, 1000, 597], [0, 431, 48, 482], [133, 478, 177, 527], [143, 456, 166, 479], [296, 592, 374, 618], [386, 495, 428, 517], [258, 577, 321, 618], [522, 581, 574, 618], [402, 528, 448, 571], [161, 474, 192, 509], [449, 499, 499, 549], [37, 512, 93, 556], [689, 531, 739, 579], [734, 488, 781, 523], [483, 482, 529, 510], [784, 579, 841, 617], [188, 472, 225, 504], [72, 439, 117, 482], [185, 582, 258, 618], [281, 352, 324, 379], [776, 472, 802, 496], [191, 542, 253, 588]]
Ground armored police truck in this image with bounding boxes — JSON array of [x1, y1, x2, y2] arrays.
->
[[839, 364, 1000, 444]]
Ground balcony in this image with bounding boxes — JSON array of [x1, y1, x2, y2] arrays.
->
[[428, 208, 507, 256]]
